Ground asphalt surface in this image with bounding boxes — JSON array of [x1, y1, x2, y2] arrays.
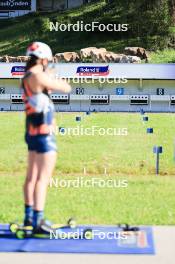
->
[[0, 226, 175, 264]]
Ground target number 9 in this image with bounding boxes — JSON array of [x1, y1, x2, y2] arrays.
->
[[116, 88, 124, 95]]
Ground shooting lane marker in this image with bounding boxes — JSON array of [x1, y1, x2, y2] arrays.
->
[[59, 127, 65, 134], [143, 116, 149, 122], [147, 128, 153, 134], [76, 116, 81, 122], [153, 146, 163, 175]]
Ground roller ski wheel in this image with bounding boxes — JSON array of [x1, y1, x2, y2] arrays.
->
[[10, 223, 19, 233], [67, 218, 76, 228], [16, 229, 27, 239], [83, 228, 93, 240], [14, 225, 33, 239]]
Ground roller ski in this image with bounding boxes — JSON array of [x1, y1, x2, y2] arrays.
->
[[118, 224, 140, 238], [10, 217, 76, 235], [118, 224, 140, 232], [9, 219, 93, 240]]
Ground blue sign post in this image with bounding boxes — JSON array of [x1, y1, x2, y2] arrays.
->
[[147, 128, 153, 134], [59, 127, 65, 134], [143, 116, 149, 122], [76, 116, 81, 122], [153, 146, 163, 175]]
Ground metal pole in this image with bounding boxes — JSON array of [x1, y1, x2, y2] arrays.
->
[[153, 146, 162, 175], [156, 152, 159, 175]]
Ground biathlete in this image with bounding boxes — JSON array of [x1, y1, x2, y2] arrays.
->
[[22, 42, 71, 233]]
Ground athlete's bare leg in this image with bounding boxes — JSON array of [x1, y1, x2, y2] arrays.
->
[[24, 151, 38, 206], [34, 151, 57, 211]]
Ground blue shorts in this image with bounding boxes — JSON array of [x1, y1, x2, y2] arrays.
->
[[25, 133, 57, 153]]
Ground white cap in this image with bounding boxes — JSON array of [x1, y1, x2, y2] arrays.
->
[[26, 42, 53, 61]]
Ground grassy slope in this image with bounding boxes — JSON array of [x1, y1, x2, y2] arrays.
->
[[149, 49, 175, 63], [0, 1, 174, 62], [0, 112, 175, 224]]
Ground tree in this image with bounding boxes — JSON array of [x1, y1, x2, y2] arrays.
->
[[169, 0, 175, 23]]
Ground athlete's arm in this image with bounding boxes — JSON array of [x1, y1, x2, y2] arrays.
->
[[33, 72, 71, 93]]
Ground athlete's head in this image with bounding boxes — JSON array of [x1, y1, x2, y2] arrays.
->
[[26, 42, 53, 71]]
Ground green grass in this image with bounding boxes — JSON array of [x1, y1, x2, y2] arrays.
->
[[150, 49, 175, 63], [0, 173, 175, 225], [0, 112, 175, 225], [1, 112, 175, 175]]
